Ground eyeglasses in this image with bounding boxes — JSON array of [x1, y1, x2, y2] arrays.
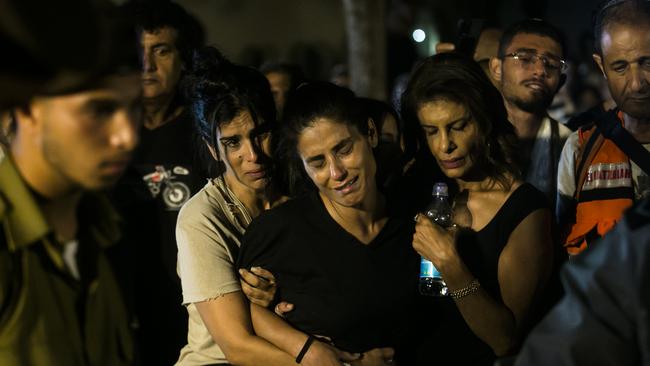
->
[[503, 51, 568, 73]]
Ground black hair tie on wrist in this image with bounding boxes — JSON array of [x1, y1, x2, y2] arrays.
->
[[295, 335, 316, 364]]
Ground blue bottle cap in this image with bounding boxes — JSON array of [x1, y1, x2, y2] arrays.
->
[[432, 182, 448, 197]]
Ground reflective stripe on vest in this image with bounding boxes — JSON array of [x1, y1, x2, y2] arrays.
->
[[565, 113, 634, 255]]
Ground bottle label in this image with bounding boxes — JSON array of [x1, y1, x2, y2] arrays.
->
[[420, 257, 442, 278]]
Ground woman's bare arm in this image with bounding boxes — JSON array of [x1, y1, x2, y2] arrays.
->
[[195, 292, 298, 366], [413, 208, 553, 355], [196, 291, 353, 366], [250, 303, 361, 365]]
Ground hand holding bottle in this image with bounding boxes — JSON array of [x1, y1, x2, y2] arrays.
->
[[413, 213, 460, 274]]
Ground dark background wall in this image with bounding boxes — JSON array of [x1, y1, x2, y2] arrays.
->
[[176, 0, 347, 79], [174, 0, 604, 86]]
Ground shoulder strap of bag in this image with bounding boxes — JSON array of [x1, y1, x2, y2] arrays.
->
[[596, 109, 650, 175], [574, 123, 605, 201]]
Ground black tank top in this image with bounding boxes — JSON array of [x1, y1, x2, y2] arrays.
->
[[415, 183, 550, 366]]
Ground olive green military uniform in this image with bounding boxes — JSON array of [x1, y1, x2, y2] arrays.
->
[[0, 149, 133, 365]]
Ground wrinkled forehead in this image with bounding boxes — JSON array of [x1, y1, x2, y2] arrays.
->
[[417, 98, 469, 126], [298, 118, 359, 151], [140, 26, 179, 47], [217, 109, 270, 137], [600, 21, 650, 53]]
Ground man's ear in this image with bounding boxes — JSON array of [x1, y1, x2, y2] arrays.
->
[[489, 57, 503, 83], [592, 53, 607, 79], [367, 118, 378, 148], [13, 101, 39, 130]]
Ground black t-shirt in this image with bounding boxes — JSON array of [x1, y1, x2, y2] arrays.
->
[[237, 192, 420, 354], [415, 183, 550, 366], [109, 109, 207, 365]]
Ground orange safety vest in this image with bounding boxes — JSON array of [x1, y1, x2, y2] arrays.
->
[[564, 111, 635, 255]]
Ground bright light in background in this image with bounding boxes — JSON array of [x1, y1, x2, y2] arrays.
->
[[412, 29, 426, 43]]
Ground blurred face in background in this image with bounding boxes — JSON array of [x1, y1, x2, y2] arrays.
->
[[265, 71, 291, 118], [15, 73, 142, 191], [140, 27, 183, 100], [379, 113, 399, 145]]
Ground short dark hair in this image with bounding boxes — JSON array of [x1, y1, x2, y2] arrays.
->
[[259, 62, 305, 90], [0, 0, 140, 106], [184, 46, 276, 177], [279, 82, 367, 195], [593, 0, 650, 55], [498, 18, 567, 59], [41, 2, 141, 95], [401, 52, 522, 190], [124, 0, 205, 67]]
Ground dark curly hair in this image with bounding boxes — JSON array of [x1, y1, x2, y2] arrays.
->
[[183, 46, 276, 177], [401, 52, 522, 190], [498, 18, 567, 59], [123, 0, 205, 68]]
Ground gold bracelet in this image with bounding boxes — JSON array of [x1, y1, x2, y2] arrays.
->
[[449, 279, 481, 299]]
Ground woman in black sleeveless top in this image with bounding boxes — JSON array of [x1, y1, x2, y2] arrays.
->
[[401, 53, 555, 366]]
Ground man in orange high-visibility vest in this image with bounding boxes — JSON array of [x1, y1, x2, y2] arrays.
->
[[556, 0, 650, 257]]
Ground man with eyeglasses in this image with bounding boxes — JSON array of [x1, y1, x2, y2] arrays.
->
[[556, 0, 650, 257], [511, 3, 650, 364], [489, 19, 573, 206]]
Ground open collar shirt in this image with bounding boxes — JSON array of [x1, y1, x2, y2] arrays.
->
[[0, 148, 133, 366]]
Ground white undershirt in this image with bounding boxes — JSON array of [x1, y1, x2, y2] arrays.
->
[[62, 239, 80, 280]]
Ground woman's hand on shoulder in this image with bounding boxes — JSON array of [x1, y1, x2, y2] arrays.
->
[[239, 266, 277, 308], [412, 214, 460, 272], [239, 266, 297, 316]]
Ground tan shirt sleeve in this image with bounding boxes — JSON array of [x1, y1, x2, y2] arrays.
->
[[176, 191, 241, 305]]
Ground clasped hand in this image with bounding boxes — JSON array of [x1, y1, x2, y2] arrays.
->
[[412, 213, 460, 273], [239, 267, 294, 316]]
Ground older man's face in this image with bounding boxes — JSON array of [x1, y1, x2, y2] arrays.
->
[[594, 22, 650, 120], [140, 27, 183, 100]]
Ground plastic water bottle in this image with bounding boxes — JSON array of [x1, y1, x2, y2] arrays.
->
[[419, 182, 452, 296]]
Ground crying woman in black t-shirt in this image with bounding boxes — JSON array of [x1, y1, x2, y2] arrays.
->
[[237, 82, 421, 365]]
